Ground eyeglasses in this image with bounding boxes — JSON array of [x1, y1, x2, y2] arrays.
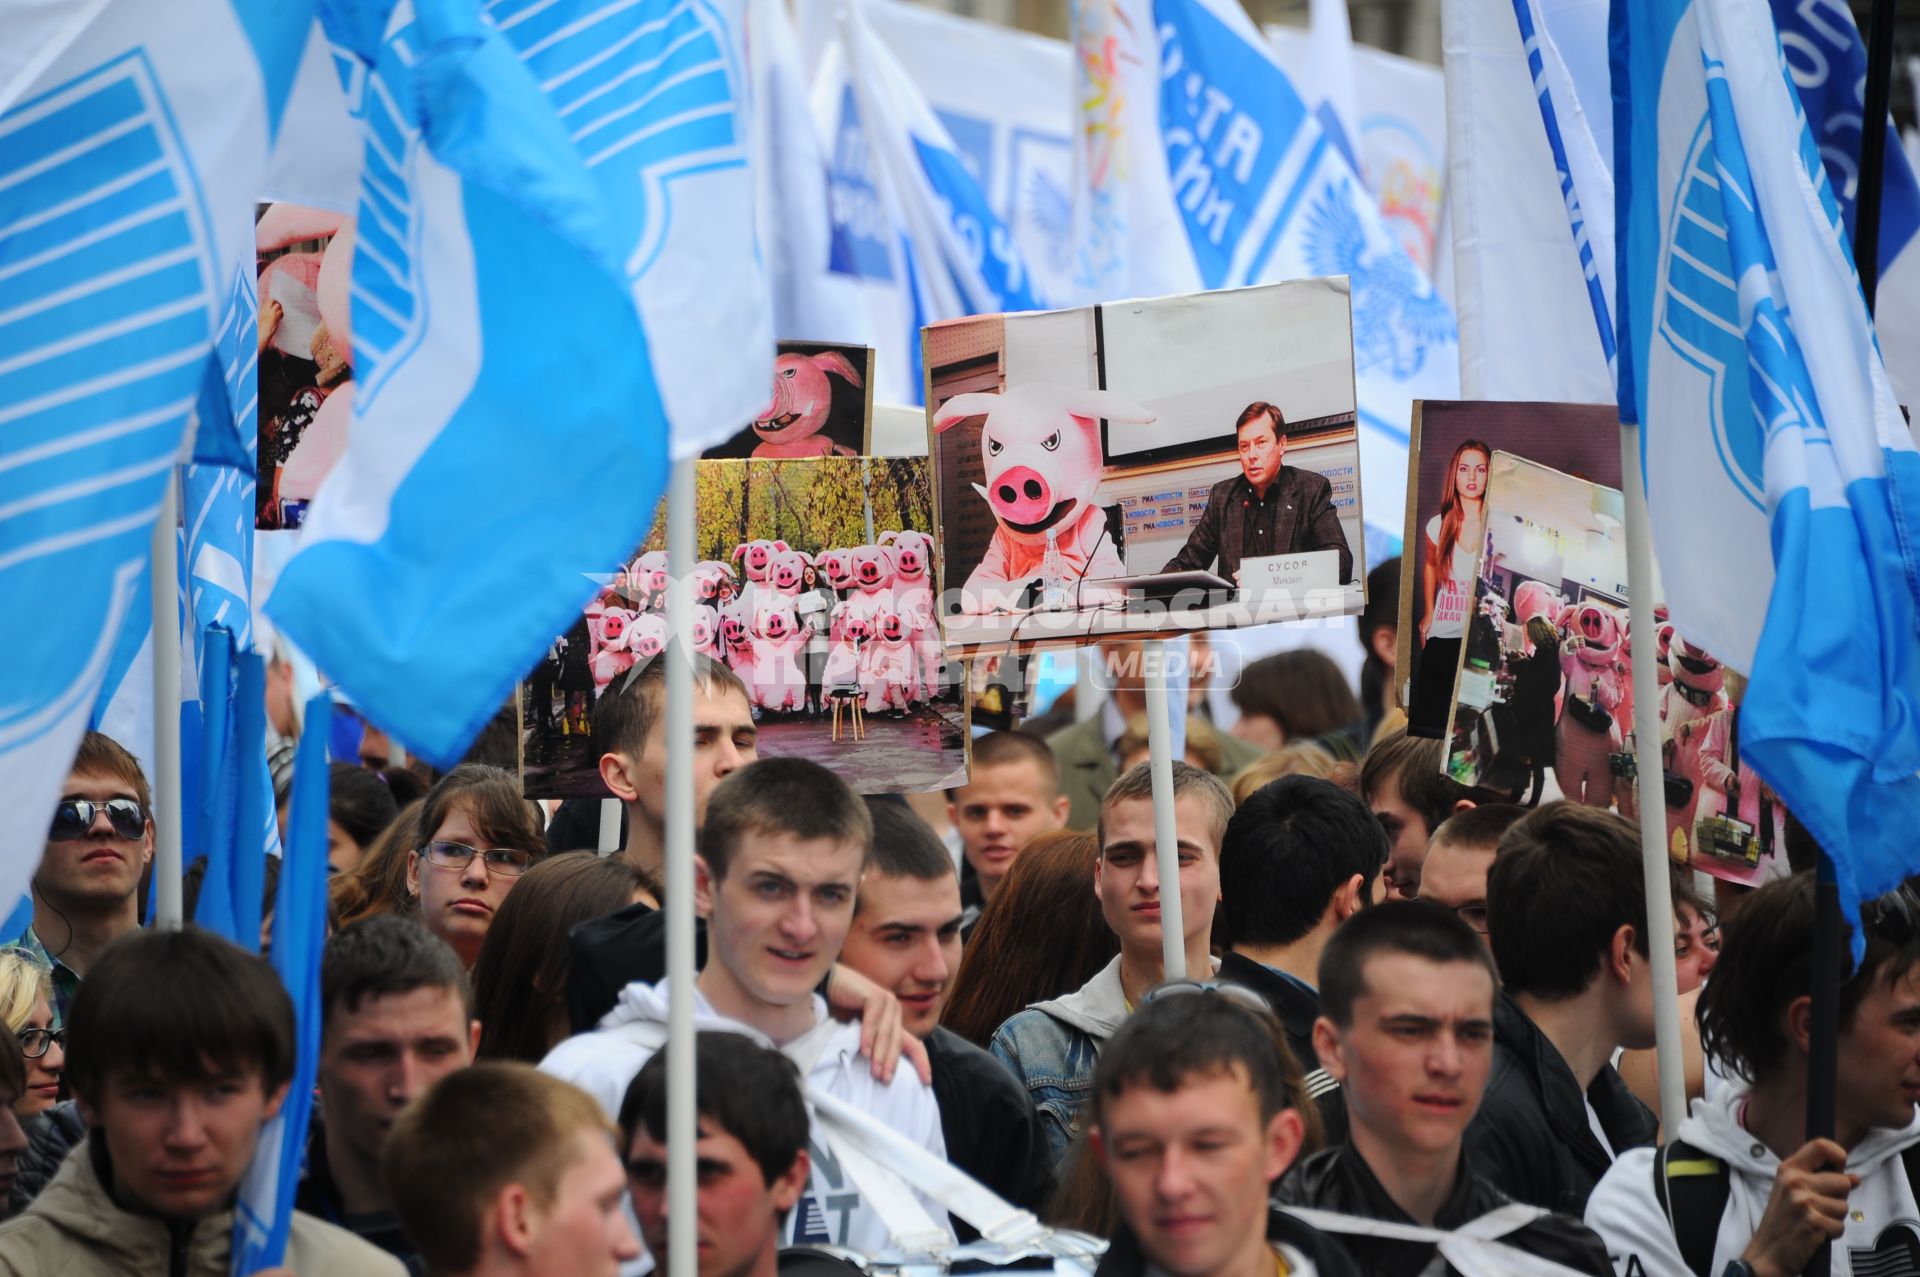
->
[[48, 798, 145, 842], [16, 1027, 63, 1059], [1141, 978, 1276, 1017], [419, 841, 536, 878]]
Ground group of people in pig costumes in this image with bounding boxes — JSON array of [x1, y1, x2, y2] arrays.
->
[[562, 529, 945, 726], [1460, 578, 1763, 867]]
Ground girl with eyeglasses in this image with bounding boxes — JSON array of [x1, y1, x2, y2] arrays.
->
[[0, 951, 62, 1119], [404, 765, 547, 968]]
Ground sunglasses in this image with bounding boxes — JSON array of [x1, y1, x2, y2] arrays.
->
[[1141, 978, 1275, 1017], [48, 798, 145, 842]]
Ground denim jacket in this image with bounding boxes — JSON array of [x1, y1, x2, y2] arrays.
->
[[989, 956, 1128, 1167]]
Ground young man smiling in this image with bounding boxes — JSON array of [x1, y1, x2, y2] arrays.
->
[[0, 929, 402, 1275], [947, 731, 1069, 917], [1089, 990, 1358, 1277], [992, 762, 1231, 1165], [1276, 902, 1610, 1276], [540, 758, 949, 1254]]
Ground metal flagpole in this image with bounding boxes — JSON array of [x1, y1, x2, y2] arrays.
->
[[597, 797, 622, 855], [1620, 423, 1688, 1125], [151, 466, 184, 931], [664, 455, 697, 1277], [1142, 639, 1186, 980]]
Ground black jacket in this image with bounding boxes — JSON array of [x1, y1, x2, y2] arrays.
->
[[10, 1100, 83, 1215], [1462, 993, 1660, 1215], [1216, 952, 1348, 1146], [1096, 1204, 1363, 1277], [925, 1027, 1054, 1236], [294, 1124, 425, 1275], [1162, 469, 1354, 585], [1275, 1143, 1611, 1277]]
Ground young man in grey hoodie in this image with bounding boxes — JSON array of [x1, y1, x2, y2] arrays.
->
[[989, 761, 1231, 1165], [540, 757, 949, 1257]]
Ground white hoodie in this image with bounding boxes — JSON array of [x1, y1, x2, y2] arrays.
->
[[539, 978, 952, 1256], [1584, 1085, 1920, 1276]]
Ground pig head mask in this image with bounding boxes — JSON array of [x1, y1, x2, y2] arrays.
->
[[752, 352, 864, 457]]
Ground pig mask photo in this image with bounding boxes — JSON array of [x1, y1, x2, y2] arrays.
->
[[751, 351, 864, 459], [934, 384, 1151, 609]]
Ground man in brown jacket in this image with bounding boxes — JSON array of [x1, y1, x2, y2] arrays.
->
[[0, 929, 401, 1277]]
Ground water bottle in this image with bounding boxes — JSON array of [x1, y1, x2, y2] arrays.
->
[[1041, 526, 1068, 611]]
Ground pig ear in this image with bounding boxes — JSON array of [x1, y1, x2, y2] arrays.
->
[[774, 540, 789, 552], [878, 530, 898, 544], [732, 544, 749, 562], [934, 392, 1000, 433], [1062, 389, 1156, 425], [813, 351, 864, 388]]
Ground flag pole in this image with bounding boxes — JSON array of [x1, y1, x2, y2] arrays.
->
[[1853, 0, 1896, 309], [151, 466, 184, 931], [1142, 639, 1187, 980], [664, 454, 697, 1277], [1620, 423, 1688, 1126]]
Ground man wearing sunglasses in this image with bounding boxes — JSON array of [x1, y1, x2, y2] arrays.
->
[[10, 733, 153, 1030]]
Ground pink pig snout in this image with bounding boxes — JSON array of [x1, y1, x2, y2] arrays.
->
[[990, 466, 1054, 525]]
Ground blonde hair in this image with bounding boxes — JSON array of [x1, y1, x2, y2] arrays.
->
[[0, 951, 51, 1032], [1229, 742, 1340, 804]]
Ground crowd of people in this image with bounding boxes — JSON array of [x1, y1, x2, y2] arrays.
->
[[0, 562, 1905, 1277]]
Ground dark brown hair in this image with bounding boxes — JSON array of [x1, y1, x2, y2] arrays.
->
[[701, 758, 871, 882], [593, 650, 750, 762], [942, 831, 1118, 1047], [1234, 401, 1287, 437], [1488, 801, 1650, 999], [331, 798, 424, 928], [66, 928, 294, 1105], [473, 853, 650, 1062], [416, 764, 544, 858], [69, 730, 152, 814], [1230, 650, 1363, 747], [1359, 728, 1512, 833], [1699, 874, 1920, 1084]]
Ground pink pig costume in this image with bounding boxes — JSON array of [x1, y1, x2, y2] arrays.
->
[[751, 351, 863, 458], [1555, 602, 1626, 807], [934, 384, 1150, 615]]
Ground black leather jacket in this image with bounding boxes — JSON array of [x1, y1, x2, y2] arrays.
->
[[1096, 1205, 1363, 1277], [1275, 1143, 1612, 1277], [1463, 993, 1659, 1215]]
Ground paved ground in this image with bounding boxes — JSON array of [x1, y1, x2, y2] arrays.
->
[[522, 698, 967, 798]]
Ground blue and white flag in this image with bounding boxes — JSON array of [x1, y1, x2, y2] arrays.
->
[[489, 0, 769, 458], [0, 0, 308, 925], [267, 0, 692, 765], [839, 0, 1050, 320], [746, 0, 886, 366], [1614, 0, 1920, 932], [233, 691, 332, 1274], [1071, 0, 1458, 545]]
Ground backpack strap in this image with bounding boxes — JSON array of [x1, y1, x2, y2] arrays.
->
[[1652, 1140, 1731, 1277]]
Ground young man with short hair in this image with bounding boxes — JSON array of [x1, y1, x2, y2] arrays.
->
[[0, 928, 403, 1274], [541, 757, 950, 1254], [1464, 802, 1660, 1214], [1586, 874, 1920, 1277], [1358, 731, 1507, 900], [947, 730, 1069, 914], [1217, 775, 1387, 1077], [385, 1063, 639, 1277], [1091, 992, 1359, 1277], [1413, 805, 1527, 948], [11, 732, 156, 1028], [837, 803, 1053, 1218], [621, 1032, 810, 1277], [991, 761, 1232, 1165], [594, 652, 758, 885], [1277, 903, 1611, 1276], [303, 916, 481, 1265]]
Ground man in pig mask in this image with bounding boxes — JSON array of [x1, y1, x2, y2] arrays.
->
[[1162, 401, 1353, 585]]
